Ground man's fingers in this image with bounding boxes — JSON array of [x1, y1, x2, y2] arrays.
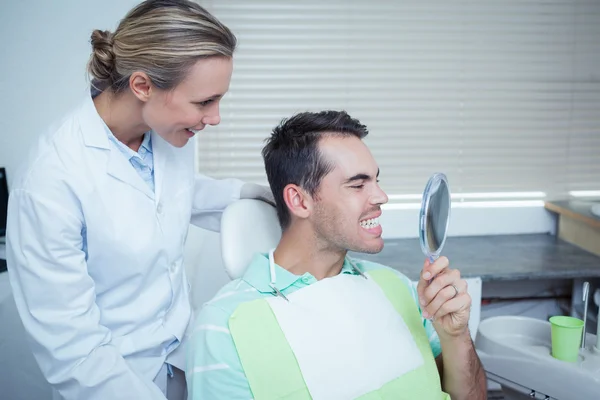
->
[[432, 293, 472, 321], [422, 276, 468, 317], [422, 285, 459, 318], [418, 258, 432, 282], [417, 258, 432, 301], [421, 256, 449, 281], [423, 268, 461, 305]]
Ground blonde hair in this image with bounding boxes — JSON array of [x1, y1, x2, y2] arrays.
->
[[88, 0, 236, 94]]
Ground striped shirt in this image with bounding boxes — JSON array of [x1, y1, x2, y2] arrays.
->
[[187, 253, 442, 399]]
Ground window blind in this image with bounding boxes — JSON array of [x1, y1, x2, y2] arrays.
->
[[198, 0, 600, 200]]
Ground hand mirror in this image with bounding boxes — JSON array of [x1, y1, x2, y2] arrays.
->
[[419, 173, 451, 263]]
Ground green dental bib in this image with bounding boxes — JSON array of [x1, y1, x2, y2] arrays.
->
[[228, 269, 450, 400]]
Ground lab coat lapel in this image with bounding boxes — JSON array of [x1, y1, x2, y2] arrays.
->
[[78, 94, 154, 200], [106, 147, 155, 200]]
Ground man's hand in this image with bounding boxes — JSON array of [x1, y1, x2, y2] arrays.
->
[[418, 258, 486, 400], [416, 257, 471, 338]]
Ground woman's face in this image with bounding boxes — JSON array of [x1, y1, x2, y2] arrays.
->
[[142, 56, 233, 148]]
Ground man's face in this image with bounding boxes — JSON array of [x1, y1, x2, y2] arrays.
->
[[310, 135, 388, 254]]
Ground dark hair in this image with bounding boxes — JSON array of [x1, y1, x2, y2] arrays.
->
[[262, 110, 369, 229]]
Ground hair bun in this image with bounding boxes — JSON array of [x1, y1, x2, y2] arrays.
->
[[88, 29, 116, 84]]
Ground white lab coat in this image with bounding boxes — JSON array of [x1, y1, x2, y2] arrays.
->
[[6, 95, 244, 400]]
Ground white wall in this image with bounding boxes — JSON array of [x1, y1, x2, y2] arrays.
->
[[0, 0, 140, 187], [381, 205, 555, 239]]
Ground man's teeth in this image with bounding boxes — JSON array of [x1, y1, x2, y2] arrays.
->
[[188, 128, 200, 134], [360, 217, 380, 229]]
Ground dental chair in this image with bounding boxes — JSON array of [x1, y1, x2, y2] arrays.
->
[[219, 199, 482, 342], [221, 199, 282, 280]]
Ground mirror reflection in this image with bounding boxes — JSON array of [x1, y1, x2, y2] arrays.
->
[[419, 173, 451, 260]]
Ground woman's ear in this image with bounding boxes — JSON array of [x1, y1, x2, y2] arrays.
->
[[129, 71, 153, 102]]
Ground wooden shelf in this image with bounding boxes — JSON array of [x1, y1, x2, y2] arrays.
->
[[545, 200, 600, 257]]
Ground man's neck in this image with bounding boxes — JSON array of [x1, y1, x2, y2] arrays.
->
[[273, 225, 347, 280]]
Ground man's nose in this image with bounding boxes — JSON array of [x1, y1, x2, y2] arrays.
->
[[372, 185, 388, 205]]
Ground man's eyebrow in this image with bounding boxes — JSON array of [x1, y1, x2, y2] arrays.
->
[[343, 169, 380, 184]]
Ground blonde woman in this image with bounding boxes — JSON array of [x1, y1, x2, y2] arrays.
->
[[5, 1, 270, 399]]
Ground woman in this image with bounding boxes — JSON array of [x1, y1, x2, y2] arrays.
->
[[5, 1, 270, 399]]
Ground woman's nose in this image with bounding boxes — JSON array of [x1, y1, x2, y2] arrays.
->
[[201, 114, 220, 126], [202, 102, 221, 126]]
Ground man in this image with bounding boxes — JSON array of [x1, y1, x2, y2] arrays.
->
[[187, 111, 487, 399]]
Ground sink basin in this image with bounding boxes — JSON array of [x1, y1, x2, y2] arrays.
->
[[476, 316, 600, 400]]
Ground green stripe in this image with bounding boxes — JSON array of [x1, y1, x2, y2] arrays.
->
[[362, 269, 450, 400], [229, 300, 311, 399]]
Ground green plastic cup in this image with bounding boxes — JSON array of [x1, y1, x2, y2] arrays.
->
[[549, 316, 584, 362]]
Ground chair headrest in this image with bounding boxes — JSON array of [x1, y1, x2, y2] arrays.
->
[[220, 199, 282, 279]]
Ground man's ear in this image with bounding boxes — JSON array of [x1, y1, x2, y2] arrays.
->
[[282, 184, 312, 220], [129, 71, 153, 102]]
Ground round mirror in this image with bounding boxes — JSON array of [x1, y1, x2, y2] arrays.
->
[[419, 173, 451, 262]]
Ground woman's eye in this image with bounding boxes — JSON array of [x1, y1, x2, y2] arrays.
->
[[194, 98, 216, 107]]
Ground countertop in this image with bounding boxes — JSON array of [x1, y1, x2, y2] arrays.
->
[[351, 233, 600, 282], [545, 199, 600, 229]]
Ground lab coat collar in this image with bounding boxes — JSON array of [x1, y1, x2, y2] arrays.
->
[[242, 252, 363, 294], [79, 94, 110, 150], [78, 93, 160, 200], [106, 141, 155, 200]]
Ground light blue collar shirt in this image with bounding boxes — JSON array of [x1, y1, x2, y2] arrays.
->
[[106, 130, 155, 192]]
